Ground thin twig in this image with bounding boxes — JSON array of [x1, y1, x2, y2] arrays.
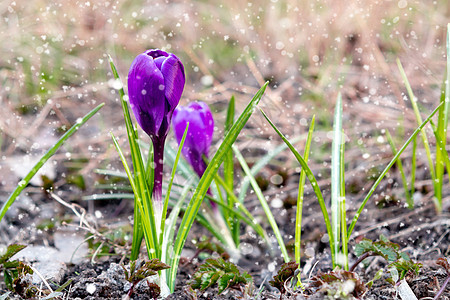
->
[[433, 275, 450, 300], [29, 265, 54, 293], [349, 251, 375, 272]]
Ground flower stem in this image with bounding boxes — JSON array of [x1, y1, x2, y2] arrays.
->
[[349, 252, 375, 272], [152, 137, 166, 234]]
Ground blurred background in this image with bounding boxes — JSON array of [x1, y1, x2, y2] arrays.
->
[[0, 0, 449, 204]]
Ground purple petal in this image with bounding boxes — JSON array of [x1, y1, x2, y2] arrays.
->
[[127, 53, 166, 138], [172, 107, 190, 145], [146, 49, 169, 59], [172, 102, 214, 177], [172, 108, 198, 170], [160, 54, 185, 111], [191, 102, 214, 154], [153, 56, 165, 70]]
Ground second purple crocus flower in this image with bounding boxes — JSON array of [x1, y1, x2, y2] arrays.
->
[[172, 102, 214, 178], [173, 101, 240, 258]]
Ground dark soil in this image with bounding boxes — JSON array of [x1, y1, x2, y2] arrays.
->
[[1, 164, 449, 299]]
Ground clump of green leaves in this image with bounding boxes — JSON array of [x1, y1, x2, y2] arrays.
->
[[387, 259, 421, 285], [352, 235, 421, 284], [309, 269, 367, 300], [269, 261, 300, 298], [121, 259, 170, 299], [0, 244, 36, 297], [354, 235, 408, 263], [190, 257, 252, 294]]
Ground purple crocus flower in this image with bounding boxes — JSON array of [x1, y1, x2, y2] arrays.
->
[[172, 102, 214, 178], [128, 49, 185, 218], [128, 49, 185, 142], [173, 102, 239, 255]]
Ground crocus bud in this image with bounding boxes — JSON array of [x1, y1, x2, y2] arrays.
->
[[127, 49, 185, 228], [172, 102, 214, 177], [127, 49, 185, 142]]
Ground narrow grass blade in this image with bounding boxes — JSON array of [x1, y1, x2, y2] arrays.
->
[[225, 95, 236, 132], [446, 22, 450, 131], [196, 208, 231, 247], [397, 59, 437, 208], [166, 148, 262, 248], [212, 174, 270, 245], [233, 145, 289, 262], [347, 102, 444, 238], [209, 179, 239, 252], [92, 183, 133, 192], [167, 182, 260, 253], [435, 84, 446, 207], [94, 168, 128, 178], [110, 134, 138, 199], [295, 116, 314, 267], [0, 103, 104, 223], [434, 25, 450, 211], [168, 82, 268, 292], [163, 179, 195, 246], [110, 132, 155, 259], [385, 130, 413, 209], [163, 177, 195, 268], [429, 120, 450, 185], [205, 193, 265, 235], [224, 95, 238, 245], [82, 193, 135, 200], [410, 136, 417, 197], [167, 141, 268, 246], [339, 132, 348, 271], [108, 55, 157, 259], [443, 23, 450, 172], [331, 93, 343, 267], [260, 109, 335, 265], [160, 123, 189, 246], [164, 144, 196, 179], [108, 55, 136, 139], [213, 178, 227, 212], [224, 96, 236, 190], [109, 55, 144, 259], [238, 136, 303, 203], [167, 145, 236, 212]]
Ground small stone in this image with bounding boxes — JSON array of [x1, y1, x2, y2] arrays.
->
[[98, 263, 125, 286], [11, 245, 66, 284], [86, 283, 96, 295]]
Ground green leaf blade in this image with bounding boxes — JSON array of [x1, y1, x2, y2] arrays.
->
[[347, 102, 444, 238], [260, 108, 335, 264], [331, 92, 343, 267], [0, 104, 104, 223], [168, 82, 268, 292]]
